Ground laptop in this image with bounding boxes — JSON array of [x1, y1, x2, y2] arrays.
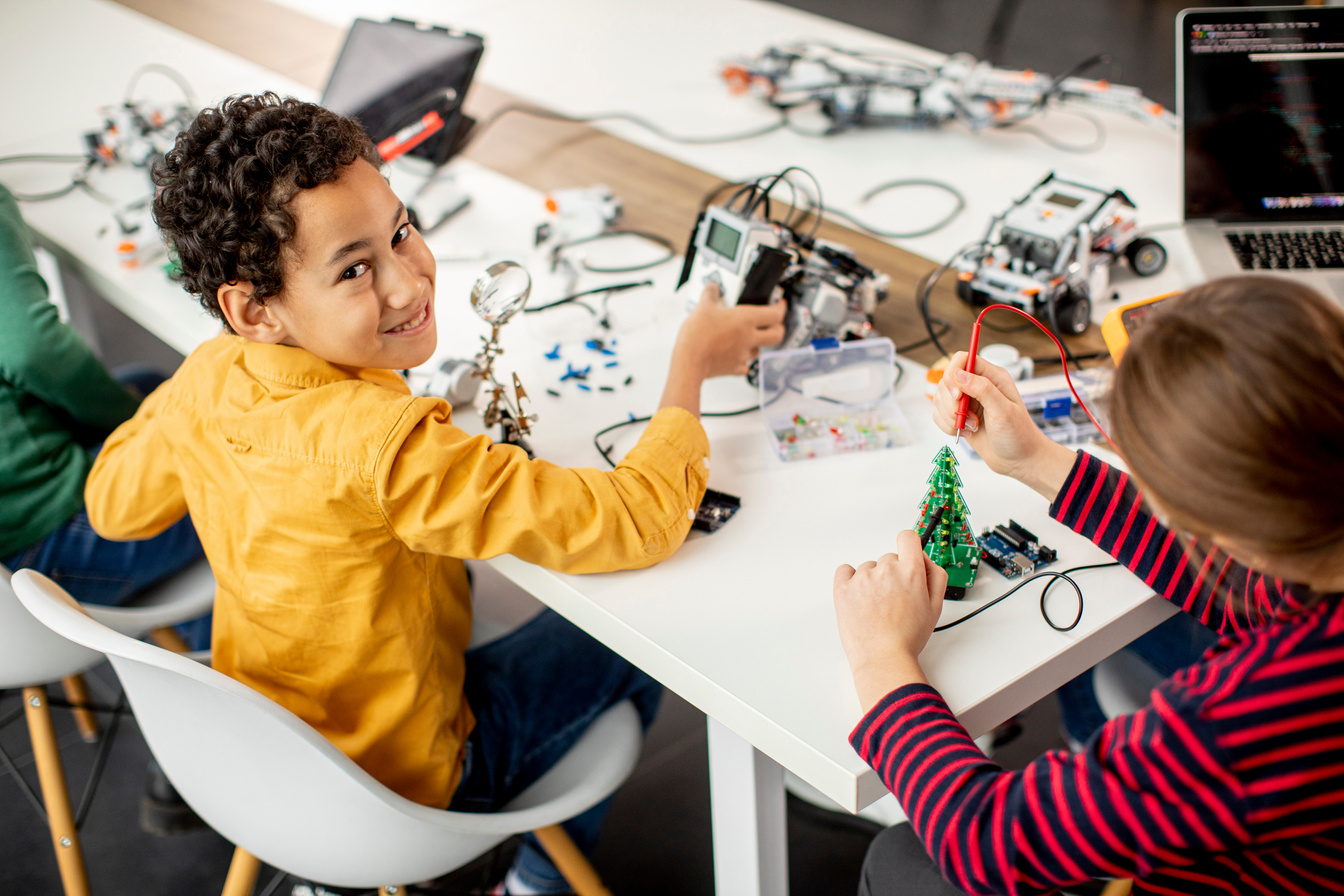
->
[[321, 18, 484, 167], [1179, 5, 1344, 302]]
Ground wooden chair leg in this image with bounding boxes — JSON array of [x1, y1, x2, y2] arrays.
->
[[23, 686, 91, 896], [379, 888, 407, 895], [1101, 881, 1133, 896], [150, 625, 191, 653], [61, 675, 101, 743], [532, 824, 613, 896], [221, 847, 260, 896]]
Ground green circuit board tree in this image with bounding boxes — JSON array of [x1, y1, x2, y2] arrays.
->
[[915, 445, 980, 599]]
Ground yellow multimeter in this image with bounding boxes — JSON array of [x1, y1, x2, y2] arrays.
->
[[1101, 292, 1179, 362]]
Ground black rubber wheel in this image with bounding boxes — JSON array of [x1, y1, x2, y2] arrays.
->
[[1126, 237, 1167, 276], [1053, 288, 1092, 335]]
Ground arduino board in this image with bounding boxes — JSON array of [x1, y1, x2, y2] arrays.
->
[[976, 520, 1057, 579]]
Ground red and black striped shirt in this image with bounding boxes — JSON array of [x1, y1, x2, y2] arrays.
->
[[851, 450, 1344, 895]]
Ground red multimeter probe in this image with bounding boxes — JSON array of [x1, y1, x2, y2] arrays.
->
[[952, 303, 1118, 454]]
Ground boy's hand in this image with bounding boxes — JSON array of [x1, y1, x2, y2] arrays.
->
[[931, 352, 1075, 501], [659, 284, 787, 415], [678, 283, 788, 377], [833, 530, 946, 712]]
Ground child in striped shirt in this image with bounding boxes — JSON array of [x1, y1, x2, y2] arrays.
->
[[834, 276, 1344, 896]]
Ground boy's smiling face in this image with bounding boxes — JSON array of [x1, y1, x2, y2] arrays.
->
[[221, 158, 438, 370]]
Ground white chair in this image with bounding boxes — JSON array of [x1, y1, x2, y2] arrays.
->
[[0, 560, 215, 896], [12, 568, 643, 896]]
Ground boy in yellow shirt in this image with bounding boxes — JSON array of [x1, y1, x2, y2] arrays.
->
[[85, 93, 785, 894]]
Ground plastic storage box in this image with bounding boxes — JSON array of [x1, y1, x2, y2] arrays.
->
[[757, 337, 912, 461], [1016, 367, 1112, 445]]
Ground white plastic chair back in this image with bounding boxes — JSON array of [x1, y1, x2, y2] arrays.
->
[[13, 569, 642, 889], [0, 559, 215, 688], [0, 564, 104, 686]]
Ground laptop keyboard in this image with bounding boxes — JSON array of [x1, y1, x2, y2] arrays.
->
[[1225, 230, 1344, 270]]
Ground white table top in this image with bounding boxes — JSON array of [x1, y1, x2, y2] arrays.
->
[[1, 0, 1174, 814], [271, 0, 1203, 313]]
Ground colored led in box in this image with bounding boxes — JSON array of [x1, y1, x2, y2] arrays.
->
[[757, 337, 912, 462]]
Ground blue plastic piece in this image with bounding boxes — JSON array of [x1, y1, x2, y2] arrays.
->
[[810, 337, 841, 350], [1042, 396, 1072, 420]]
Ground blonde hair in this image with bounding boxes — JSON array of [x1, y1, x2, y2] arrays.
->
[[1109, 277, 1344, 569]]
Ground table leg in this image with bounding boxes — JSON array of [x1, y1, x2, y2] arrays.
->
[[706, 717, 787, 896]]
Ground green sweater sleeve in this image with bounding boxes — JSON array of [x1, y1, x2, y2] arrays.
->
[[0, 185, 140, 431]]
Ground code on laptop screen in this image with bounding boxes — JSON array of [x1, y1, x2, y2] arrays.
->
[[1182, 8, 1344, 223]]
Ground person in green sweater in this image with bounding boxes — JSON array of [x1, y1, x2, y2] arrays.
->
[[0, 183, 204, 623]]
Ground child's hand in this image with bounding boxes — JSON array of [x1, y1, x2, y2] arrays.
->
[[833, 530, 946, 711], [931, 352, 1076, 500], [675, 283, 788, 378], [659, 284, 787, 415]]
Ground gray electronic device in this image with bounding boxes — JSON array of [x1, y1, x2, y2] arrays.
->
[[426, 357, 482, 407], [676, 205, 791, 307]]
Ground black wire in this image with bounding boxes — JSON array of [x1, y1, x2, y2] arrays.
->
[[825, 178, 966, 240], [593, 404, 762, 468], [2, 157, 98, 203], [934, 570, 1085, 632], [552, 230, 676, 274], [522, 280, 652, 314], [1031, 350, 1107, 367], [916, 241, 991, 360], [123, 63, 196, 107], [0, 153, 91, 165], [1000, 106, 1107, 154], [465, 103, 791, 150], [893, 317, 952, 355]]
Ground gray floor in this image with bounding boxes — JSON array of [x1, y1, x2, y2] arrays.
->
[[1, 1, 1227, 893]]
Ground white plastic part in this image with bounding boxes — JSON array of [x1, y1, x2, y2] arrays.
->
[[0, 558, 214, 688], [12, 568, 644, 890]]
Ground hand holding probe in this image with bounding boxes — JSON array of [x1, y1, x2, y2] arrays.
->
[[919, 504, 948, 548], [952, 319, 983, 444], [950, 302, 1120, 454]]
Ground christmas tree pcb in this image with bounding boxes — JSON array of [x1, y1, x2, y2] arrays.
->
[[916, 446, 980, 600]]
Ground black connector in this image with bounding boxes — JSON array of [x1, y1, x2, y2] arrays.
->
[[993, 525, 1027, 552]]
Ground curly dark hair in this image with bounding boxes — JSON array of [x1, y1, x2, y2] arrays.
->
[[152, 93, 382, 331]]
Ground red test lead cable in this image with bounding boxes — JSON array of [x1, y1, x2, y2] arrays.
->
[[952, 303, 1119, 455]]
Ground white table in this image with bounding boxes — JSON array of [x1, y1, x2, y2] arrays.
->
[[0, 4, 1179, 895], [272, 0, 1202, 316]]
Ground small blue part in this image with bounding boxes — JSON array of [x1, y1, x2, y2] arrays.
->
[[1042, 396, 1072, 420], [628, 412, 637, 421], [810, 337, 841, 350], [560, 362, 592, 382], [604, 361, 618, 368], [577, 383, 592, 392], [585, 339, 604, 351], [544, 345, 561, 360]]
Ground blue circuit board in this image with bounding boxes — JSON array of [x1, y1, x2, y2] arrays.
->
[[975, 520, 1057, 579]]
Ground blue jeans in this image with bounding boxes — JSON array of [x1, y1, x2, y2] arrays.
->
[[452, 609, 663, 894], [3, 368, 210, 649], [1056, 609, 1217, 746]]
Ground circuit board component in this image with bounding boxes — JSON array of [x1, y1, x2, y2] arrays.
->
[[976, 519, 1057, 579]]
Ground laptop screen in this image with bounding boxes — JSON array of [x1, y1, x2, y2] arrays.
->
[[322, 18, 484, 167], [1181, 6, 1344, 223]]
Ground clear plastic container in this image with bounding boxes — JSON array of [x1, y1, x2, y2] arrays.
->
[[757, 337, 913, 461], [1016, 368, 1112, 445]]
